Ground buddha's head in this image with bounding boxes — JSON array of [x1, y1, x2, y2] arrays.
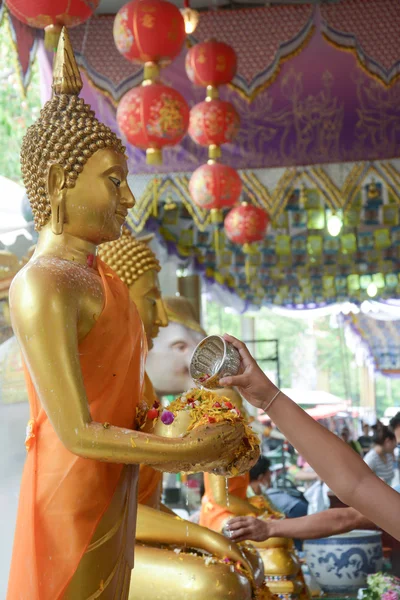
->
[[146, 296, 206, 395], [21, 27, 135, 244], [98, 228, 167, 349]]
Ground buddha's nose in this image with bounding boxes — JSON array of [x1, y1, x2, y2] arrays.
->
[[122, 182, 135, 209]]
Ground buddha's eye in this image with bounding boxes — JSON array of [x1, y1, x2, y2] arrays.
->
[[109, 176, 121, 188]]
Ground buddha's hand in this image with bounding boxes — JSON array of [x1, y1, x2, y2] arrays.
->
[[151, 421, 246, 474], [225, 516, 273, 543], [202, 529, 254, 582], [219, 334, 278, 410], [212, 442, 260, 477]]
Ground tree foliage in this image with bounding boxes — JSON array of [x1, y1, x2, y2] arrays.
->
[[204, 301, 360, 402], [0, 20, 41, 182]]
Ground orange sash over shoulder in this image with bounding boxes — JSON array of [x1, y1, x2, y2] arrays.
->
[[138, 374, 162, 506], [7, 259, 146, 600], [200, 473, 250, 531]]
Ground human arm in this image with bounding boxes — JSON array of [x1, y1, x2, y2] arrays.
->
[[219, 334, 400, 541], [227, 507, 375, 543], [208, 474, 263, 516], [8, 268, 243, 472]]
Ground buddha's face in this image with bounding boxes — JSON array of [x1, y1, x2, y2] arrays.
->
[[129, 269, 168, 349], [50, 148, 135, 244], [146, 322, 204, 395]]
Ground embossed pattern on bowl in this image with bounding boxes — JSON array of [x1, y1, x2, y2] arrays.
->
[[190, 335, 241, 389]]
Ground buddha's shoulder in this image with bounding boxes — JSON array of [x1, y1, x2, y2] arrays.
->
[[11, 256, 102, 298]]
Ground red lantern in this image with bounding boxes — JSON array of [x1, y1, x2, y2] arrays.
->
[[117, 82, 189, 165], [189, 162, 242, 216], [224, 202, 269, 246], [189, 100, 240, 159], [114, 0, 185, 66], [5, 0, 99, 49], [185, 40, 237, 89], [225, 202, 270, 283]]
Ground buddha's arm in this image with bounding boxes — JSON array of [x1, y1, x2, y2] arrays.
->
[[208, 475, 262, 516], [9, 271, 241, 469], [136, 504, 253, 576], [159, 503, 176, 516]]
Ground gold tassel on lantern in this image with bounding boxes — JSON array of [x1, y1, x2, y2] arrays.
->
[[44, 24, 62, 51], [143, 62, 160, 85], [211, 208, 224, 255], [152, 177, 159, 217], [208, 144, 221, 160], [206, 85, 219, 101], [147, 148, 163, 166], [243, 242, 257, 285]]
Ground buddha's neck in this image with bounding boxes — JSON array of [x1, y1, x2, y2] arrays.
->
[[35, 226, 98, 270]]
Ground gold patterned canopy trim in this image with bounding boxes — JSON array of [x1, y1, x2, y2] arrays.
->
[[126, 159, 400, 233], [125, 158, 400, 308]]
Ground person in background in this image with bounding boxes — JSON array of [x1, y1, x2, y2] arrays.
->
[[247, 456, 308, 551], [340, 426, 363, 456], [358, 422, 373, 455], [389, 412, 400, 488], [364, 426, 396, 486], [247, 456, 308, 520], [390, 413, 400, 444]]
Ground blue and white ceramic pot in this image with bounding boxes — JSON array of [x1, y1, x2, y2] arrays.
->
[[303, 530, 383, 594]]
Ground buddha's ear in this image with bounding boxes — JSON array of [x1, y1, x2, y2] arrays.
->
[[47, 164, 66, 235]]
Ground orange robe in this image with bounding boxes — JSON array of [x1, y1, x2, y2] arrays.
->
[[200, 473, 250, 531], [7, 259, 146, 600], [137, 373, 163, 507]]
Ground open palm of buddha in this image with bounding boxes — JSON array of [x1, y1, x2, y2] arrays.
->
[[7, 28, 245, 600]]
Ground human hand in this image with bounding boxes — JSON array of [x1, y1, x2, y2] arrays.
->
[[219, 334, 278, 410], [226, 516, 273, 543]]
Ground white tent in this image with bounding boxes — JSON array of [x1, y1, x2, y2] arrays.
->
[[0, 177, 33, 248], [280, 389, 348, 406]]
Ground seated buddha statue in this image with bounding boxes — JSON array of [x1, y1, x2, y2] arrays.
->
[[7, 29, 248, 600], [99, 228, 266, 599]]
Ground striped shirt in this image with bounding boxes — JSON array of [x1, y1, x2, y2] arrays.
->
[[364, 448, 394, 485]]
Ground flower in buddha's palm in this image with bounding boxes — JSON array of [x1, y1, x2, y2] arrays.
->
[[161, 410, 175, 425]]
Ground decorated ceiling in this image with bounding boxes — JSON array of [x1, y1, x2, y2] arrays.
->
[[5, 0, 400, 172], [2, 0, 400, 309], [123, 158, 400, 309], [59, 1, 400, 172]]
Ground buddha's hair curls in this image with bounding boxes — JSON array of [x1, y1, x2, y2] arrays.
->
[[21, 94, 125, 230], [99, 227, 161, 288]]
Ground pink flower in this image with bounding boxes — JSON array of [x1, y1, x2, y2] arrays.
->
[[382, 592, 399, 600]]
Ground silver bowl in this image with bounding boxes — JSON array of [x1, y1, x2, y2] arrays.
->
[[190, 335, 241, 389]]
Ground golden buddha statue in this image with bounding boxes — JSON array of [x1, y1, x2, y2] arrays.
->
[[99, 229, 266, 599], [7, 28, 248, 600]]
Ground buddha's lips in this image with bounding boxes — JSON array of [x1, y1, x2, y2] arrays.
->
[[115, 209, 127, 219]]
